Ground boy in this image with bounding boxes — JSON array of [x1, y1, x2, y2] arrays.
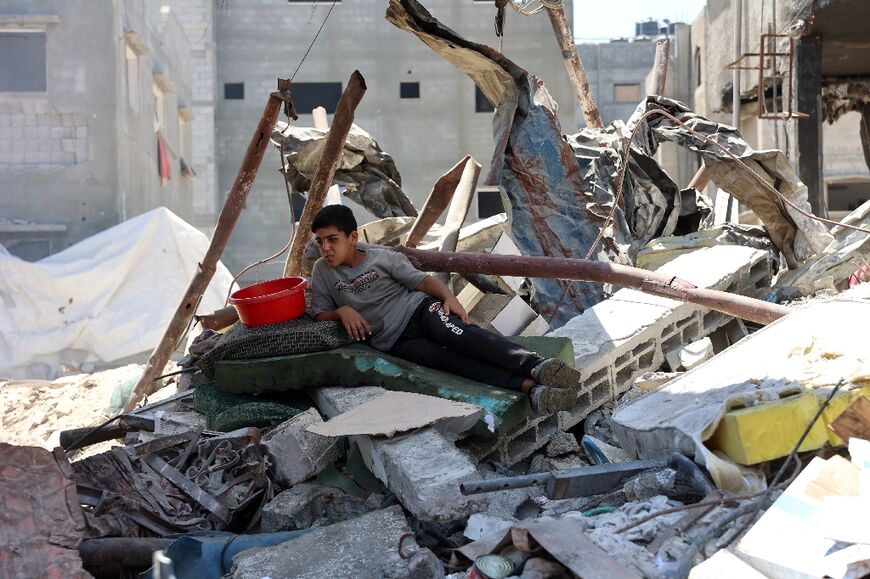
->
[[310, 205, 581, 414]]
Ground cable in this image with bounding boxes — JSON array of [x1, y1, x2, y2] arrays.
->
[[224, 138, 299, 306], [289, 0, 339, 84]]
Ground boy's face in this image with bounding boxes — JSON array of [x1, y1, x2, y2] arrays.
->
[[314, 226, 358, 267]]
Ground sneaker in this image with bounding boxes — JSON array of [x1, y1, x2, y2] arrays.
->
[[533, 358, 582, 390], [529, 385, 578, 415]]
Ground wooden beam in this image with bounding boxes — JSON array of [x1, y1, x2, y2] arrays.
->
[[545, 5, 603, 128], [123, 81, 290, 412], [405, 156, 472, 248], [284, 71, 367, 276]]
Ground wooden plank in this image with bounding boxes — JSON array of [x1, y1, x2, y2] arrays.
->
[[830, 395, 870, 444]]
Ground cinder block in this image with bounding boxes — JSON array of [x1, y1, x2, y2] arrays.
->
[[313, 386, 485, 522], [550, 246, 771, 431]]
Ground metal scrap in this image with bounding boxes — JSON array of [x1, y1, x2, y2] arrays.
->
[[72, 427, 271, 538], [272, 122, 417, 219]]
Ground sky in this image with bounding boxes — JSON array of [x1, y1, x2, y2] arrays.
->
[[571, 0, 708, 42]]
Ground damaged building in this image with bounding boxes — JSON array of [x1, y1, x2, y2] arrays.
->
[[2, 0, 870, 578]]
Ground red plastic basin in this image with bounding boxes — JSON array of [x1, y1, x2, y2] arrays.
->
[[229, 277, 308, 328]]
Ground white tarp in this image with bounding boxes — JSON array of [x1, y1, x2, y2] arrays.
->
[[0, 207, 234, 379]]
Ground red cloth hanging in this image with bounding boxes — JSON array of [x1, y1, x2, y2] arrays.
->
[[157, 135, 172, 183]]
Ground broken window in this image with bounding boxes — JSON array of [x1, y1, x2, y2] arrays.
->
[[477, 187, 504, 219], [0, 32, 47, 92], [400, 82, 419, 99], [291, 82, 343, 115], [475, 86, 495, 113], [224, 82, 244, 100], [613, 83, 642, 103]]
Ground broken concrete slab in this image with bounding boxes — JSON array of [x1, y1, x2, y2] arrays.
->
[[314, 386, 486, 523], [463, 512, 515, 541], [232, 506, 440, 578], [307, 391, 482, 438], [545, 430, 580, 457], [613, 298, 870, 492], [550, 245, 772, 433], [261, 482, 372, 533], [215, 345, 528, 438], [262, 408, 343, 488]]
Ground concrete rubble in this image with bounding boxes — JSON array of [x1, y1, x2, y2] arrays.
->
[[5, 1, 870, 578]]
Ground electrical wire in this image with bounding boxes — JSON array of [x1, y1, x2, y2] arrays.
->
[[224, 138, 298, 306], [289, 0, 339, 84], [672, 378, 846, 578]]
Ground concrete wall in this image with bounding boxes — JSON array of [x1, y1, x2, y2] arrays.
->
[[169, 0, 218, 231], [576, 39, 657, 127], [215, 0, 577, 278], [0, 0, 194, 259]]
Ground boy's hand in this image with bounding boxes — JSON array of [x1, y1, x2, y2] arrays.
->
[[337, 306, 372, 341], [442, 296, 469, 323]]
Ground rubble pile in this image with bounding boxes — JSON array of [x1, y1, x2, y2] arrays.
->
[[5, 1, 870, 578]]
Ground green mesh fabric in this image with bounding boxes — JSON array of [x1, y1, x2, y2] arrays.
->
[[193, 382, 312, 431], [197, 314, 352, 378]]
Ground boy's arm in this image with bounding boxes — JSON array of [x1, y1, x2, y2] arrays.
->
[[416, 275, 469, 323], [311, 261, 371, 341], [314, 307, 372, 342]]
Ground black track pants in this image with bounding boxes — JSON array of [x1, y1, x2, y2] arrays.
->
[[389, 296, 544, 391]]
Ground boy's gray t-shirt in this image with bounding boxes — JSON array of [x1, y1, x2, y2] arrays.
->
[[310, 247, 428, 351]]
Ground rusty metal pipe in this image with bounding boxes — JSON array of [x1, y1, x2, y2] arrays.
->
[[79, 538, 173, 568], [391, 246, 790, 325], [284, 71, 367, 276]]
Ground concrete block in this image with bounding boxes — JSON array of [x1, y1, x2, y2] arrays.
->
[[549, 246, 771, 431], [232, 506, 437, 579], [261, 408, 343, 488], [491, 295, 539, 336], [314, 386, 486, 523], [665, 337, 714, 371], [520, 314, 551, 336], [261, 482, 371, 532]]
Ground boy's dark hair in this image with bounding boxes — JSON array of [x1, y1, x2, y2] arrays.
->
[[311, 204, 357, 235]]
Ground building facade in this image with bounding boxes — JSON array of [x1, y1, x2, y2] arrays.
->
[[0, 1, 197, 259], [575, 36, 658, 128], [214, 0, 577, 278], [654, 0, 870, 221]]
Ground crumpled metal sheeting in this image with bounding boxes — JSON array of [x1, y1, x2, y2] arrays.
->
[[387, 0, 636, 327], [72, 429, 272, 538], [271, 122, 417, 218], [774, 199, 870, 297], [628, 97, 834, 268], [0, 444, 90, 578], [821, 82, 870, 124]]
